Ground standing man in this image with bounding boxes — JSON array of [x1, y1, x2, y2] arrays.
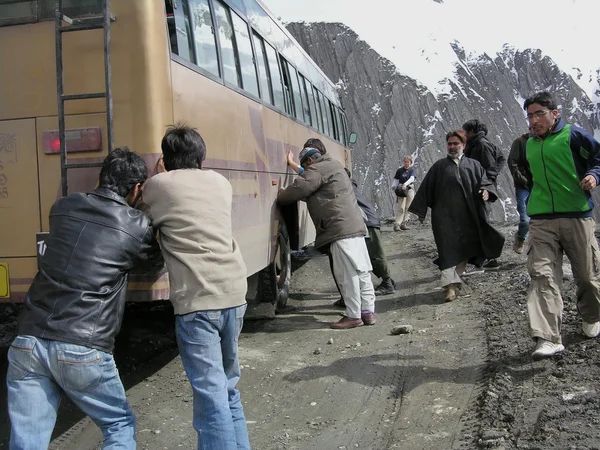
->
[[508, 127, 533, 254], [143, 125, 250, 449], [409, 130, 504, 302], [278, 145, 376, 329], [348, 169, 396, 296], [462, 119, 506, 271], [391, 155, 416, 231], [523, 91, 600, 360], [7, 148, 163, 449]]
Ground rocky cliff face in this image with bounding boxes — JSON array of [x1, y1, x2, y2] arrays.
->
[[286, 22, 600, 222]]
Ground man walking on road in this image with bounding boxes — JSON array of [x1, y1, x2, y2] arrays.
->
[[7, 148, 163, 449], [278, 144, 376, 329], [522, 91, 600, 360], [508, 127, 533, 254], [143, 125, 251, 449], [462, 119, 506, 272], [409, 130, 504, 302]]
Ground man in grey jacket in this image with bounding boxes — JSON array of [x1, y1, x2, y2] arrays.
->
[[277, 145, 376, 329]]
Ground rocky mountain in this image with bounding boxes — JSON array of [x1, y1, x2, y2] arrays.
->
[[286, 22, 600, 222]]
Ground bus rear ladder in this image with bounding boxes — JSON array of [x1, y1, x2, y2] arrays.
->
[[54, 0, 116, 196]]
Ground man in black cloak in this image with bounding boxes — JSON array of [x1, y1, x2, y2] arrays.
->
[[409, 130, 505, 301]]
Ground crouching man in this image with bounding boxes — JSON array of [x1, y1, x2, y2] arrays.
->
[[7, 148, 163, 449], [277, 144, 376, 329], [143, 124, 251, 449]]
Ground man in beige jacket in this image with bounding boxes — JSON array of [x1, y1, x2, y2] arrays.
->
[[143, 124, 250, 449], [277, 144, 376, 329]]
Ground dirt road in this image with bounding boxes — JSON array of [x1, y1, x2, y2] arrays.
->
[[2, 223, 600, 449]]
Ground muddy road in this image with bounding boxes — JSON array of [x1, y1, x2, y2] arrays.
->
[[1, 224, 600, 449]]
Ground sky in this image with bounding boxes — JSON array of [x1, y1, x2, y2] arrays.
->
[[260, 0, 599, 97]]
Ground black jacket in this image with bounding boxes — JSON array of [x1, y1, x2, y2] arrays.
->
[[464, 131, 505, 184], [351, 179, 381, 228], [17, 188, 163, 353], [508, 133, 533, 190]]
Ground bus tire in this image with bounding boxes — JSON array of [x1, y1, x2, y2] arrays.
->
[[259, 220, 291, 312]]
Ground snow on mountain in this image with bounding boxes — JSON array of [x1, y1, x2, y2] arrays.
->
[[264, 0, 600, 114]]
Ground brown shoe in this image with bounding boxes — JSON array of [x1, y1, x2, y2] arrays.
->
[[513, 236, 525, 254], [330, 317, 364, 329], [444, 284, 457, 302], [393, 224, 401, 232], [400, 223, 409, 230], [361, 312, 376, 325]]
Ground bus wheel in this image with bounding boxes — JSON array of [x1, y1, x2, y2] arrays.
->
[[259, 220, 291, 312]]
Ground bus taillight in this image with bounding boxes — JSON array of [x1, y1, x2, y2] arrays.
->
[[42, 128, 103, 154]]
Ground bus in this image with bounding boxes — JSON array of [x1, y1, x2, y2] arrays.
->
[[0, 0, 355, 313]]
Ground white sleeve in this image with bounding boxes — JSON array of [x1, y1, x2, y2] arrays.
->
[[391, 178, 399, 188], [402, 176, 415, 187]]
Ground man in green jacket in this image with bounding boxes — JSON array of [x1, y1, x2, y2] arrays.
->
[[523, 91, 600, 360]]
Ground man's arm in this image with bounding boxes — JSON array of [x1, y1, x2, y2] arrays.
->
[[137, 225, 164, 273], [277, 167, 322, 205], [507, 138, 529, 188], [573, 127, 600, 189]]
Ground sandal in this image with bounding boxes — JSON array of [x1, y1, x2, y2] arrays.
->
[[333, 298, 346, 307]]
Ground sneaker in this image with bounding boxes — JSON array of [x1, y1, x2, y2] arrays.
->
[[400, 223, 410, 230], [513, 237, 525, 254], [361, 311, 376, 325], [444, 284, 457, 302], [532, 339, 565, 360], [374, 277, 395, 296], [393, 224, 401, 232], [582, 321, 600, 338], [482, 259, 500, 270], [462, 264, 484, 276], [330, 317, 364, 329]]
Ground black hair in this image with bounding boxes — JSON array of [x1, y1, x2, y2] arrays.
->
[[99, 147, 148, 198], [161, 123, 206, 171], [462, 119, 488, 135], [523, 91, 558, 111], [303, 138, 327, 154]]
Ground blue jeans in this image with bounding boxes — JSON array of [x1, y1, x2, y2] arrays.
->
[[516, 188, 530, 239], [176, 304, 250, 450], [6, 336, 135, 450]]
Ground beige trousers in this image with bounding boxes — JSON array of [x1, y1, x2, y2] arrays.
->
[[395, 188, 415, 225], [330, 237, 375, 319], [527, 217, 600, 344], [440, 261, 467, 288]]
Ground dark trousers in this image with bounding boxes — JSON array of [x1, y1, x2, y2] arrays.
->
[[365, 227, 390, 279]]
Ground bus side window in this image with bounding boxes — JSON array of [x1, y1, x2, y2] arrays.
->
[[253, 33, 273, 104], [264, 42, 285, 111], [231, 12, 259, 98], [318, 91, 331, 137], [329, 100, 340, 141], [299, 74, 312, 127], [188, 0, 220, 77], [172, 0, 196, 64], [165, 1, 178, 55], [312, 86, 324, 133], [288, 64, 305, 123], [279, 57, 294, 117], [214, 0, 241, 87]]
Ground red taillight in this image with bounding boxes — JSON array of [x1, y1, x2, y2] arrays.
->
[[50, 139, 60, 152], [42, 128, 103, 154]]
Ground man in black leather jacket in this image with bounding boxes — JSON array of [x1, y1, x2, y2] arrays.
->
[[7, 148, 163, 450]]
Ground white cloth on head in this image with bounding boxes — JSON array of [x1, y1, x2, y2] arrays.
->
[[330, 236, 375, 318]]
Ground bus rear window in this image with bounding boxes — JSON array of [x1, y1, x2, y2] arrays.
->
[[0, 0, 102, 27]]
